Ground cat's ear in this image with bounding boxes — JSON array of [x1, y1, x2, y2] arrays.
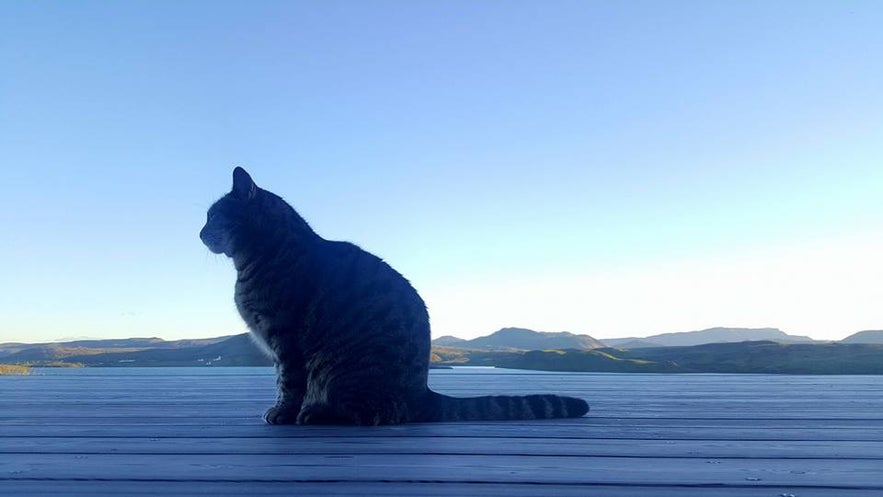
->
[[232, 166, 257, 200]]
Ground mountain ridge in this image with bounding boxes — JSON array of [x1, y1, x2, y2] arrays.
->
[[2, 326, 880, 374], [601, 327, 817, 348], [840, 330, 883, 344], [431, 327, 604, 351], [430, 341, 883, 374]]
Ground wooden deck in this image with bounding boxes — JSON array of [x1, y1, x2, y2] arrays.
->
[[1, 368, 882, 496]]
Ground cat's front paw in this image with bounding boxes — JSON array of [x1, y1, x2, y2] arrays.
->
[[264, 403, 300, 425], [296, 402, 347, 425]]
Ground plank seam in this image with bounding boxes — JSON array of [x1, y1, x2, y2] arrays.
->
[[1, 477, 881, 490]]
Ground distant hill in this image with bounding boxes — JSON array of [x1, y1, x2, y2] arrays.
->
[[618, 341, 883, 374], [841, 330, 883, 344], [0, 334, 269, 367], [602, 327, 816, 348], [432, 341, 883, 374], [432, 336, 469, 347], [6, 329, 883, 374], [0, 336, 232, 360], [62, 334, 273, 367], [431, 327, 604, 351], [57, 336, 232, 349], [431, 346, 678, 373], [602, 339, 666, 349]]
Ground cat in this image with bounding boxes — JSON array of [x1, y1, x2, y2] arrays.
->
[[200, 167, 589, 425]]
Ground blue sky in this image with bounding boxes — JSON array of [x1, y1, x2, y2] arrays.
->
[[1, 1, 881, 342]]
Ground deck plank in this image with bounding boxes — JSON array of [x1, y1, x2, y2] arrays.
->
[[3, 453, 883, 487], [4, 436, 883, 459], [4, 423, 883, 442], [3, 482, 882, 497], [1, 368, 882, 495]]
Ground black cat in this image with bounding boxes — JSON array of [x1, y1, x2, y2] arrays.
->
[[200, 167, 589, 425]]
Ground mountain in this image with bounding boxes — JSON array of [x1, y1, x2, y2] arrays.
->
[[432, 336, 469, 347], [4, 332, 883, 374], [603, 339, 666, 349], [432, 341, 883, 374], [431, 327, 604, 351], [602, 327, 816, 348], [67, 333, 273, 366], [841, 330, 883, 344], [56, 336, 233, 349], [616, 341, 883, 374], [0, 336, 233, 360], [431, 346, 678, 373], [0, 334, 270, 367]]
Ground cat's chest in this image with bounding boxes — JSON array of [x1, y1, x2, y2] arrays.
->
[[234, 283, 276, 333], [232, 292, 276, 360]]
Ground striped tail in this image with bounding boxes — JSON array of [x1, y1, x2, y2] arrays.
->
[[418, 390, 589, 422]]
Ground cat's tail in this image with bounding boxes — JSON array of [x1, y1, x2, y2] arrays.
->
[[417, 390, 589, 422]]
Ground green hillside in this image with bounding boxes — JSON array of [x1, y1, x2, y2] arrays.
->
[[4, 334, 883, 374], [432, 341, 883, 374]]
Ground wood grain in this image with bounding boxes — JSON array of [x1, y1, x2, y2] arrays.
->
[[1, 368, 881, 495]]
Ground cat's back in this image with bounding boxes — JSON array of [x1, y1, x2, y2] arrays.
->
[[317, 240, 415, 295], [315, 240, 428, 326]]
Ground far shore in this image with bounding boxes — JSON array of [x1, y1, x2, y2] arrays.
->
[[0, 364, 30, 375]]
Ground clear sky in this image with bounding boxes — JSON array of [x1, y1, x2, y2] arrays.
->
[[1, 1, 881, 343]]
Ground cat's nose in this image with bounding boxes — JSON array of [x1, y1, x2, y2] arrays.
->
[[199, 226, 210, 243]]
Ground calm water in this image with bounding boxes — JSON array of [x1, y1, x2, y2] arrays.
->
[[27, 366, 576, 377]]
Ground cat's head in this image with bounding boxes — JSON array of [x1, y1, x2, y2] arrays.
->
[[199, 167, 259, 256], [200, 167, 303, 257]]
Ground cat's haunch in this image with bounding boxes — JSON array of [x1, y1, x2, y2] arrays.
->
[[201, 167, 589, 425]]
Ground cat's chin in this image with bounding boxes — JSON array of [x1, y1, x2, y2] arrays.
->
[[205, 244, 234, 258], [201, 243, 225, 255], [200, 234, 229, 256]]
